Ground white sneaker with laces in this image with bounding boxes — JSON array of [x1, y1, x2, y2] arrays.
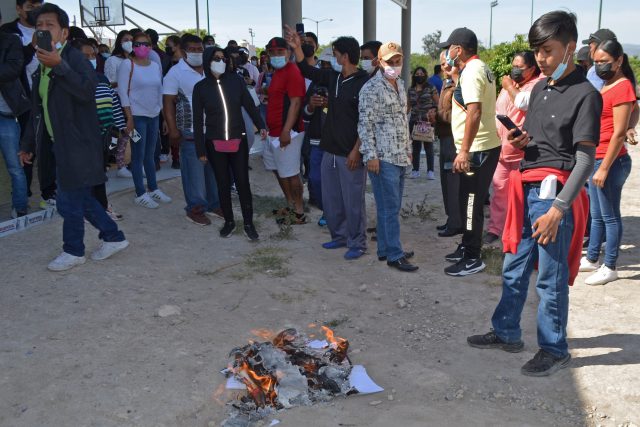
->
[[579, 256, 600, 272], [409, 170, 420, 179], [117, 167, 133, 178], [48, 252, 86, 271], [585, 265, 618, 286], [149, 189, 172, 203], [134, 193, 159, 209], [91, 240, 130, 261], [427, 171, 435, 180]]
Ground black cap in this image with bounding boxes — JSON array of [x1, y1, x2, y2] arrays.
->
[[582, 28, 617, 45], [576, 46, 591, 61], [266, 37, 288, 50], [437, 28, 478, 50]]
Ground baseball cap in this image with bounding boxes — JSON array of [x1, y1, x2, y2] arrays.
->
[[378, 41, 403, 61], [238, 47, 249, 55], [582, 28, 617, 45], [437, 28, 478, 51], [576, 46, 591, 61], [318, 46, 333, 62], [266, 37, 288, 50]]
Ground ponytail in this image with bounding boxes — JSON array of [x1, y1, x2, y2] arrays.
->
[[621, 53, 637, 92]]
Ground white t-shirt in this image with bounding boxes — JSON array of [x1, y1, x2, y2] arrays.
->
[[104, 55, 125, 84], [17, 22, 39, 89], [117, 59, 163, 118], [162, 59, 204, 132]]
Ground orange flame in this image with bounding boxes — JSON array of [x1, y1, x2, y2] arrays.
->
[[235, 361, 277, 407], [321, 326, 348, 354], [250, 328, 277, 341]]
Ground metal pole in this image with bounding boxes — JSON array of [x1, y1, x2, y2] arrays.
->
[[206, 0, 210, 34], [530, 0, 533, 26], [489, 4, 493, 48], [598, 0, 603, 29], [401, 0, 411, 83], [316, 22, 319, 42], [195, 0, 200, 35], [124, 3, 180, 33], [363, 0, 376, 42], [281, 0, 302, 37]]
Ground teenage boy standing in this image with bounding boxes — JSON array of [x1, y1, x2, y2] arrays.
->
[[467, 11, 601, 377]]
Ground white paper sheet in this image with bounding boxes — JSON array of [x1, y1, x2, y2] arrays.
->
[[226, 376, 247, 390], [307, 340, 329, 349], [348, 364, 384, 394], [270, 130, 300, 149]]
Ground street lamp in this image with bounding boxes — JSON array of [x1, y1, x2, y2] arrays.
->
[[302, 17, 333, 44], [489, 0, 498, 49], [597, 0, 603, 29], [530, 0, 534, 26]]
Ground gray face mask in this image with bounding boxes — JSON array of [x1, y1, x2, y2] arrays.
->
[[186, 52, 203, 67]]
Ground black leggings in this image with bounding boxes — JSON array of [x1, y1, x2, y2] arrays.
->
[[411, 140, 434, 172], [93, 184, 108, 210], [206, 137, 253, 225]]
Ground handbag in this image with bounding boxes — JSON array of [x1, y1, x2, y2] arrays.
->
[[213, 138, 241, 153], [411, 121, 435, 142]]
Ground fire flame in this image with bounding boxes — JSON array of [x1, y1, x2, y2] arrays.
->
[[321, 326, 348, 353], [250, 328, 276, 341], [235, 361, 278, 407]]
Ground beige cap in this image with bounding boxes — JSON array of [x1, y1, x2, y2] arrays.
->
[[378, 41, 403, 61]]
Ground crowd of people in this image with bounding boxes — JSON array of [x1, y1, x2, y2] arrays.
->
[[0, 2, 638, 375]]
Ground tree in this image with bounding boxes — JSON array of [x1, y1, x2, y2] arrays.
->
[[480, 34, 530, 94], [421, 30, 442, 60]]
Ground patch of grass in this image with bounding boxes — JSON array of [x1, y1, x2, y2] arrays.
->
[[324, 315, 350, 328], [245, 246, 290, 278], [481, 246, 504, 276], [268, 292, 296, 304], [400, 195, 439, 222], [270, 222, 296, 241], [253, 195, 287, 218]]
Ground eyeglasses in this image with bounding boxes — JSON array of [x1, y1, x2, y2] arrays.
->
[[133, 42, 151, 48]]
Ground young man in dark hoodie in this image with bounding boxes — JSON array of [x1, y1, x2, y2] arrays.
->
[[285, 26, 371, 261], [18, 3, 128, 271]]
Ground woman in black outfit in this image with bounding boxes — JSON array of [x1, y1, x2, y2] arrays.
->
[[193, 47, 267, 240]]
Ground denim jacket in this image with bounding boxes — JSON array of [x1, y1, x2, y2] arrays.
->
[[358, 70, 411, 167]]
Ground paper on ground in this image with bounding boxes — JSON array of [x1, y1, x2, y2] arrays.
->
[[307, 339, 329, 349], [226, 376, 246, 390], [348, 365, 384, 394], [270, 130, 300, 148]]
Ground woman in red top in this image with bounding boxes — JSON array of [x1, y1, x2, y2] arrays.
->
[[580, 39, 636, 286]]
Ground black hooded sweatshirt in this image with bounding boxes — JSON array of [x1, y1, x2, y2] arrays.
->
[[192, 48, 265, 158]]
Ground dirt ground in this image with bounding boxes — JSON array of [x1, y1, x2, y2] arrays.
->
[[1, 142, 639, 427]]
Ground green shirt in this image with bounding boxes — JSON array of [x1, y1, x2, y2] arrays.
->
[[38, 43, 66, 141]]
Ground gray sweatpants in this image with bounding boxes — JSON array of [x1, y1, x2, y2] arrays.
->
[[321, 152, 368, 250]]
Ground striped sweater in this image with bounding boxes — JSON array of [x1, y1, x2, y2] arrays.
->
[[95, 79, 126, 134]]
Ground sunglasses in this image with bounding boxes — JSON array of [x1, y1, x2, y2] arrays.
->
[[133, 42, 151, 48]]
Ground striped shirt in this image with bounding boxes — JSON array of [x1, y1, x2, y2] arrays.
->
[[95, 81, 126, 134]]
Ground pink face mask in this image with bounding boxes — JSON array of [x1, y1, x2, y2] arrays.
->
[[133, 45, 151, 59]]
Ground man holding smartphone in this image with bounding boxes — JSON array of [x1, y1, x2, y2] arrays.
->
[[19, 3, 128, 271]]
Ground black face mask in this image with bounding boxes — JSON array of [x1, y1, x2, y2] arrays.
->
[[26, 8, 40, 26], [595, 62, 615, 81], [165, 46, 174, 56], [414, 75, 426, 84], [302, 43, 315, 58], [510, 67, 526, 83]]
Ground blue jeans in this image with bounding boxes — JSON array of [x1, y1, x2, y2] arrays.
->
[[179, 137, 219, 212], [491, 185, 574, 358], [132, 115, 159, 197], [309, 145, 324, 210], [587, 155, 632, 268], [369, 160, 405, 262], [56, 186, 126, 257], [0, 115, 28, 211]]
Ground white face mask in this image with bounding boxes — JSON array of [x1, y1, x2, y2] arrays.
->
[[210, 60, 226, 76], [121, 41, 133, 53], [383, 65, 402, 79], [89, 58, 97, 69], [186, 52, 203, 67], [330, 56, 342, 73], [361, 59, 374, 73]]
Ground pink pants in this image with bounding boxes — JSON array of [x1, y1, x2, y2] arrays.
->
[[488, 159, 520, 236]]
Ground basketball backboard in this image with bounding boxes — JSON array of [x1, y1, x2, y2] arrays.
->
[[79, 0, 125, 27]]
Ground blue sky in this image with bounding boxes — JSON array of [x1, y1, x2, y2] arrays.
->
[[28, 0, 640, 51]]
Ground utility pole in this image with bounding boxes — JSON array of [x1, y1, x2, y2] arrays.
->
[[489, 0, 498, 49], [530, 0, 534, 26], [195, 0, 200, 35], [248, 28, 255, 46], [206, 0, 211, 35], [598, 0, 603, 29]]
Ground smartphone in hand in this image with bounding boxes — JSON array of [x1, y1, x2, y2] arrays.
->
[[131, 129, 142, 143], [35, 30, 52, 51], [295, 23, 305, 37], [496, 114, 523, 137]]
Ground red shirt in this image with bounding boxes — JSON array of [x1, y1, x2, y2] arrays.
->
[[598, 78, 636, 159], [266, 61, 305, 137]]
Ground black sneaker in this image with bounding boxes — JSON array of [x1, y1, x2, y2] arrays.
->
[[220, 221, 236, 238], [445, 244, 465, 262], [171, 159, 181, 169], [387, 256, 419, 272], [436, 223, 448, 231], [243, 224, 259, 241], [467, 330, 524, 353], [378, 251, 414, 262], [521, 349, 571, 377], [445, 256, 486, 276]]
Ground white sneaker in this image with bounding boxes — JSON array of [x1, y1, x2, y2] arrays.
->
[[134, 193, 159, 209], [48, 252, 86, 271], [427, 171, 435, 180], [39, 198, 56, 209], [579, 256, 600, 272], [409, 170, 420, 179], [159, 154, 169, 163], [117, 167, 133, 178], [149, 189, 172, 203], [585, 265, 618, 286], [91, 240, 130, 261]]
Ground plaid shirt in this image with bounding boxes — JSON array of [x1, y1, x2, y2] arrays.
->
[[358, 70, 411, 166]]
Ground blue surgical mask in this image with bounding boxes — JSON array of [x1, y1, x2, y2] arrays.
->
[[270, 55, 286, 70], [89, 58, 97, 69], [101, 52, 111, 59], [330, 56, 342, 73], [445, 46, 458, 67], [550, 44, 571, 81]]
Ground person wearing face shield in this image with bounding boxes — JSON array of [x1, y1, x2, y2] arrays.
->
[[485, 51, 544, 245], [437, 28, 501, 277], [162, 34, 222, 226], [468, 11, 602, 377], [192, 47, 267, 240], [285, 26, 371, 260], [358, 42, 418, 272], [18, 3, 129, 272]]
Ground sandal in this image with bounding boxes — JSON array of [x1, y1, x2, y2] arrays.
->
[[272, 207, 291, 216], [276, 213, 308, 225]]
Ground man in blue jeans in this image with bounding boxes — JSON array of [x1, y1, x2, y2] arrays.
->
[[359, 42, 417, 272], [163, 34, 221, 226], [0, 12, 30, 218], [19, 4, 128, 271], [467, 11, 601, 376]]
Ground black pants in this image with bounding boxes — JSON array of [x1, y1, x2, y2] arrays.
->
[[206, 137, 253, 225], [93, 183, 108, 210], [438, 135, 462, 229], [411, 140, 434, 172], [459, 146, 500, 259]]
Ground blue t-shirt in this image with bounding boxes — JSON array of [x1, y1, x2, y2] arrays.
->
[[428, 74, 443, 94], [586, 65, 604, 91]]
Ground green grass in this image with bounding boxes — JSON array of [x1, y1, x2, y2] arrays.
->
[[244, 246, 290, 278], [253, 195, 287, 217], [400, 195, 439, 222], [481, 246, 505, 276]]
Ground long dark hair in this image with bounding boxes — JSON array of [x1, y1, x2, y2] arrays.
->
[[411, 66, 428, 88], [112, 30, 132, 58], [514, 50, 541, 79], [596, 39, 637, 89]]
